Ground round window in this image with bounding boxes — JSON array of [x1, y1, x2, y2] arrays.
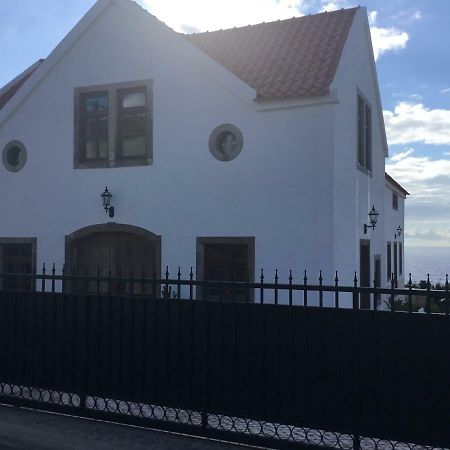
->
[[209, 124, 243, 161], [2, 141, 27, 172]]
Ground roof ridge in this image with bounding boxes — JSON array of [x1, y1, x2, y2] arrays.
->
[[185, 6, 360, 36]]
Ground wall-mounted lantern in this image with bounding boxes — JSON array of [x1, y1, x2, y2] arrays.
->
[[363, 206, 379, 234], [395, 226, 403, 239], [101, 187, 114, 218]]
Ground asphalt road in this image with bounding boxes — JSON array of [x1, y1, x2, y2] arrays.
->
[[0, 404, 252, 450]]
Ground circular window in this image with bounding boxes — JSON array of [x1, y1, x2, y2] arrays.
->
[[2, 141, 27, 172], [209, 124, 243, 161]]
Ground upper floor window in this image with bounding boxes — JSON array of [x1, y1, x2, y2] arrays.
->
[[392, 192, 398, 210], [357, 93, 372, 173], [74, 80, 152, 169]]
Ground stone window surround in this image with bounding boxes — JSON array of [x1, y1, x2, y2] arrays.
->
[[2, 140, 27, 173], [74, 79, 153, 170], [196, 236, 256, 301], [0, 237, 37, 289]]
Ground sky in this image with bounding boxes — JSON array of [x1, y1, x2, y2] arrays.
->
[[1, 0, 450, 247]]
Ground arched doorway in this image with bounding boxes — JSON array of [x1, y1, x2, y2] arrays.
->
[[65, 223, 161, 293]]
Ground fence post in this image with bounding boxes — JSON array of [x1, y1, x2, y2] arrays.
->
[[390, 274, 395, 312], [353, 272, 359, 310]]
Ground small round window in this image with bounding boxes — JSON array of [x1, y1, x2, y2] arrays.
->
[[2, 141, 27, 172], [209, 124, 243, 161]]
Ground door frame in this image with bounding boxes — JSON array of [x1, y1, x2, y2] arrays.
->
[[65, 223, 161, 278]]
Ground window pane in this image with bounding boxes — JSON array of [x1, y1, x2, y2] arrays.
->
[[122, 92, 146, 108], [121, 136, 146, 157], [365, 104, 372, 171], [85, 139, 108, 159], [85, 116, 108, 139], [85, 94, 108, 112], [357, 96, 365, 166], [122, 111, 146, 135]]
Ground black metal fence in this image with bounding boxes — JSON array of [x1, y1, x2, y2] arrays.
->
[[0, 267, 449, 449]]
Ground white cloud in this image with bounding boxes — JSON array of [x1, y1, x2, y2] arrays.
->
[[368, 10, 377, 25], [139, 1, 409, 61], [387, 150, 450, 246], [370, 26, 409, 60], [384, 102, 450, 146], [440, 87, 450, 94], [389, 148, 415, 162], [140, 0, 304, 32]]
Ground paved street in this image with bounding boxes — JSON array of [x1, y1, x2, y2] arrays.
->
[[0, 405, 252, 450]]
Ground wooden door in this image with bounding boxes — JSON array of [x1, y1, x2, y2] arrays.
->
[[360, 240, 371, 309], [204, 243, 250, 301], [374, 255, 381, 306], [1, 244, 33, 291], [72, 232, 156, 294]]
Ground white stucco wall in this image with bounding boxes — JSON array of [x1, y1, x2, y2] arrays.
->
[[0, 1, 339, 302], [330, 8, 388, 299]]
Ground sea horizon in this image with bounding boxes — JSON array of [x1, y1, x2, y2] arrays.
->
[[405, 245, 450, 284]]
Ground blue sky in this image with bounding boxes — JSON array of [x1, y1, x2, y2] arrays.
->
[[1, 0, 450, 247]]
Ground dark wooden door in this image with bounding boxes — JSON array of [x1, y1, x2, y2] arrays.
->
[[374, 255, 381, 305], [204, 244, 250, 301], [2, 244, 33, 291], [360, 240, 371, 309], [71, 232, 156, 294]]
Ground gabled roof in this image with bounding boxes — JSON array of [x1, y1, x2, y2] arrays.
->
[[0, 5, 358, 112], [385, 173, 410, 197], [185, 8, 358, 101], [0, 59, 44, 111]]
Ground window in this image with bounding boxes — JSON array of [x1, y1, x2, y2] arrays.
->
[[209, 124, 244, 161], [392, 192, 398, 210], [2, 140, 27, 172], [0, 238, 36, 291], [196, 237, 255, 302], [357, 93, 372, 172], [75, 80, 152, 169], [387, 242, 391, 281]]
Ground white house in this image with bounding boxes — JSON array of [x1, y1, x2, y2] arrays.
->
[[384, 173, 408, 288], [0, 0, 408, 306]]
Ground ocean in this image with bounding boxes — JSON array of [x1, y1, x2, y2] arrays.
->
[[405, 246, 450, 284]]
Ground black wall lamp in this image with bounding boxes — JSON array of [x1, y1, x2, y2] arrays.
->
[[395, 226, 403, 239], [101, 187, 114, 218], [363, 206, 379, 234]]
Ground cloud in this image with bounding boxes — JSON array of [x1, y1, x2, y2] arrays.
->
[[384, 102, 450, 146], [389, 148, 415, 162], [440, 87, 450, 94], [387, 151, 450, 246], [140, 0, 304, 32], [405, 229, 447, 241], [139, 0, 410, 62], [370, 26, 409, 60], [392, 92, 423, 101], [368, 10, 377, 25]]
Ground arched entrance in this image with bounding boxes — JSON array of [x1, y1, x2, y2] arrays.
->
[[65, 223, 161, 293]]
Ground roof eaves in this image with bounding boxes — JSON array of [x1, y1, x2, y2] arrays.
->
[[385, 172, 410, 196]]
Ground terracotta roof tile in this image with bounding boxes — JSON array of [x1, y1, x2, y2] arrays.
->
[[185, 8, 358, 101], [0, 59, 44, 111]]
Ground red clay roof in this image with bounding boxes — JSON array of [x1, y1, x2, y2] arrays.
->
[[0, 59, 44, 111], [1, 8, 357, 110], [185, 8, 358, 101], [385, 173, 410, 196]]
